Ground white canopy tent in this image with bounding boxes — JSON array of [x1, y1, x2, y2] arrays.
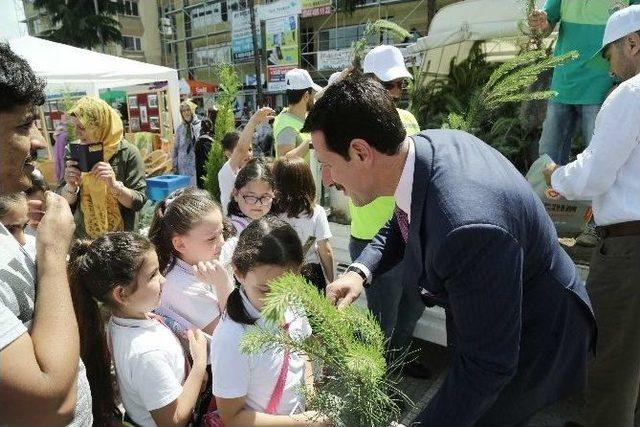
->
[[8, 36, 181, 132]]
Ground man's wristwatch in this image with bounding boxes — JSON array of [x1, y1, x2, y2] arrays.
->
[[345, 265, 370, 288]]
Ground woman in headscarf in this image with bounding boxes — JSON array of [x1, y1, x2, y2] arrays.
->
[[173, 99, 201, 185], [59, 96, 147, 238]]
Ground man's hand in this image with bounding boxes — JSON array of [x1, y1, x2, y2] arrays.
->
[[543, 161, 559, 187], [37, 191, 75, 258], [326, 271, 364, 309], [528, 9, 550, 32]]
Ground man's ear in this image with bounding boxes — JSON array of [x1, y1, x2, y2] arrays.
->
[[349, 138, 374, 163], [627, 32, 640, 55]]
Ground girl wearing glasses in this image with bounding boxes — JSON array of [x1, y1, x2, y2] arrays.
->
[[226, 158, 275, 235]]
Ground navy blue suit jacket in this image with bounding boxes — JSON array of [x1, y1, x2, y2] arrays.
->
[[357, 130, 596, 426]]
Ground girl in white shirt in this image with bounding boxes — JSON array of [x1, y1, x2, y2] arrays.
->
[[148, 187, 234, 336], [211, 216, 330, 427], [68, 232, 208, 427], [272, 157, 334, 290]]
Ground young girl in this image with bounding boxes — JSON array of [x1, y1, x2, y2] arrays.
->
[[0, 192, 36, 261], [149, 187, 234, 335], [226, 158, 275, 235], [272, 157, 334, 289], [211, 217, 330, 427], [68, 232, 208, 427]]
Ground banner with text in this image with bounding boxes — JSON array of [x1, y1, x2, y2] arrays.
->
[[301, 0, 332, 18], [317, 48, 352, 70], [265, 14, 299, 91], [231, 8, 261, 63]]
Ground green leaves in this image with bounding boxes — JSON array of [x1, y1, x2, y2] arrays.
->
[[204, 63, 241, 202], [352, 19, 411, 69], [240, 273, 403, 427]]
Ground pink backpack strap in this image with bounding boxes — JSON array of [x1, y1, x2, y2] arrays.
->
[[265, 323, 291, 415]]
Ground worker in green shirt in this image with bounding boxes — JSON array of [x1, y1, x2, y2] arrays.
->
[[530, 0, 640, 247], [348, 45, 429, 379], [273, 68, 321, 160]]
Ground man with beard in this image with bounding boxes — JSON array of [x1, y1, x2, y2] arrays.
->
[[0, 43, 92, 426], [273, 68, 321, 160], [544, 6, 640, 426]]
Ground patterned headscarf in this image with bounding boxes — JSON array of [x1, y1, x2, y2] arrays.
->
[[68, 96, 124, 238]]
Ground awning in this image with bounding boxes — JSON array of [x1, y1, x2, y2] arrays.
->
[[187, 79, 216, 95]]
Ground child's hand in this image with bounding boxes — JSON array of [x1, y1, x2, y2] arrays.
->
[[194, 260, 235, 311], [250, 106, 275, 125], [186, 329, 208, 368]]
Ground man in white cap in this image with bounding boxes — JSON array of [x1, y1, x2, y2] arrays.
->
[[544, 6, 640, 426], [273, 68, 322, 160], [363, 45, 420, 135], [346, 45, 429, 380]]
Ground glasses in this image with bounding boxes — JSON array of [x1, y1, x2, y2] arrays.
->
[[240, 193, 274, 206], [383, 79, 409, 90]]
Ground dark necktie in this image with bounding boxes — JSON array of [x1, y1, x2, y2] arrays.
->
[[395, 204, 409, 244]]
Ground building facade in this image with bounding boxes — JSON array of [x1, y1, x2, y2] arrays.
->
[[159, 0, 456, 109], [21, 0, 163, 65]]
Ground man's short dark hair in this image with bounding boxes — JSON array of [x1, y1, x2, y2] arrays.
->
[[221, 131, 240, 152], [302, 75, 406, 159], [0, 43, 46, 113], [286, 88, 311, 105]]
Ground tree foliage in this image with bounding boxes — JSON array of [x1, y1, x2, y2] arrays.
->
[[204, 63, 241, 202], [352, 20, 411, 69], [33, 0, 123, 49], [241, 273, 406, 427]]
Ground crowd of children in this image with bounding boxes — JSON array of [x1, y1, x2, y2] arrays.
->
[[36, 103, 334, 427]]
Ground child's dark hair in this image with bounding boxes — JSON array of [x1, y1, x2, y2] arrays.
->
[[200, 118, 214, 137], [227, 216, 303, 325], [68, 232, 153, 426], [221, 131, 240, 153], [227, 158, 275, 218], [272, 156, 315, 218], [148, 187, 222, 274]]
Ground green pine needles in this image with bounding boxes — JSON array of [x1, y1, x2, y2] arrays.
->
[[443, 49, 578, 133], [204, 63, 241, 202], [240, 273, 406, 427]]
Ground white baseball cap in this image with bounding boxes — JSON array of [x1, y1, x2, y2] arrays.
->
[[601, 5, 640, 51], [363, 45, 412, 82], [285, 68, 323, 92]]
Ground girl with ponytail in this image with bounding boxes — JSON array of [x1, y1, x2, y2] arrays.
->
[[148, 187, 233, 335], [68, 232, 208, 427]]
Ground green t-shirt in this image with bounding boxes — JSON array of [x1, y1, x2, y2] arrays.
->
[[273, 110, 311, 161], [546, 0, 640, 105], [348, 108, 421, 240]]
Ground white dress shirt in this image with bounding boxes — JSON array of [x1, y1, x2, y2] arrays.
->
[[551, 73, 640, 226], [351, 138, 415, 281]]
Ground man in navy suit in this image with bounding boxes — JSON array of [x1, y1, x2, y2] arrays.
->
[[303, 75, 596, 426]]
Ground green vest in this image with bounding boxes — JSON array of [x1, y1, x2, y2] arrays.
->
[[349, 108, 421, 240], [272, 110, 311, 161]]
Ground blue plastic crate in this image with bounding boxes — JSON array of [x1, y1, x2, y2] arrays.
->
[[146, 174, 191, 202]]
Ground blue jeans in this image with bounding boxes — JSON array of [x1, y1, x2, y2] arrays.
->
[[538, 101, 601, 165], [349, 237, 425, 353]]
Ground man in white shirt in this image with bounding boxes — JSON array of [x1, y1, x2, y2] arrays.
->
[[544, 6, 640, 426]]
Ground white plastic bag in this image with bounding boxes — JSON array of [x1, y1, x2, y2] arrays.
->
[[526, 154, 591, 237]]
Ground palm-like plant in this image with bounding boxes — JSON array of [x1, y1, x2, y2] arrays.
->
[[34, 0, 123, 49]]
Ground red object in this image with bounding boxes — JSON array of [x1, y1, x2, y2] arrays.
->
[[187, 80, 216, 96]]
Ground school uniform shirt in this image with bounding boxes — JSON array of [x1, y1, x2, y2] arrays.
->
[[0, 224, 93, 427], [219, 236, 238, 268], [229, 214, 251, 235], [108, 315, 187, 427], [278, 205, 332, 264], [218, 160, 237, 215], [210, 290, 312, 415], [551, 73, 640, 226], [161, 258, 221, 330]]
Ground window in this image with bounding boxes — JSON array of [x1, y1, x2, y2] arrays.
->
[[122, 36, 142, 51], [318, 23, 394, 51], [193, 45, 231, 67], [121, 0, 139, 16], [191, 3, 223, 29]]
